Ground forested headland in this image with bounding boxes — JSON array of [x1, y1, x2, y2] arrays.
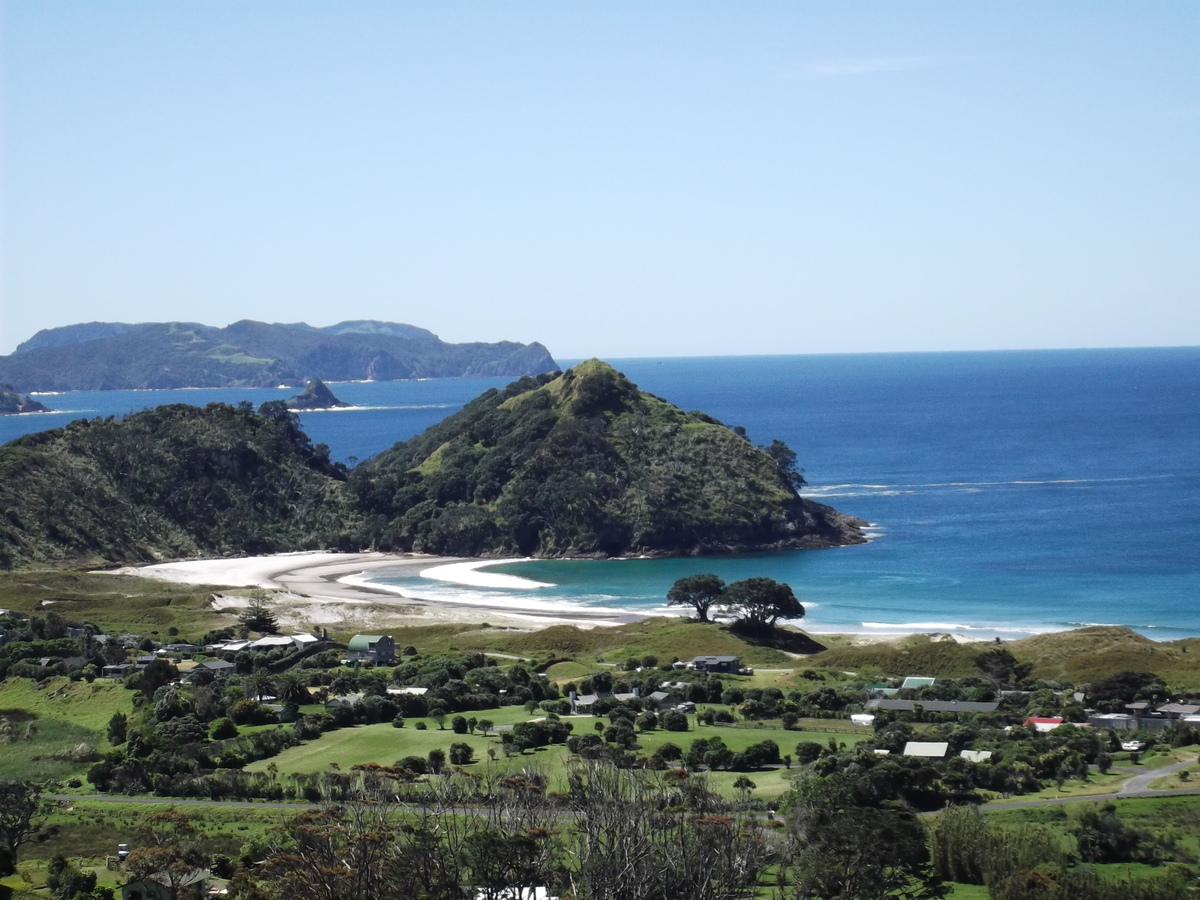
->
[[0, 360, 864, 569]]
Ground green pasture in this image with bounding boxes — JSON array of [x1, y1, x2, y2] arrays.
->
[[20, 800, 284, 863], [0, 676, 134, 733], [247, 706, 866, 802], [245, 722, 506, 774], [0, 677, 136, 780], [0, 570, 228, 637]]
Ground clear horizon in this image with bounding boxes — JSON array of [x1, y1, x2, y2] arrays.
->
[[3, 2, 1198, 358]]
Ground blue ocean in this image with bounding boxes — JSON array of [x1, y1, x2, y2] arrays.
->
[[3, 348, 1198, 640]]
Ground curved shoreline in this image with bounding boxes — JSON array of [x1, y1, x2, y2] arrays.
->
[[106, 551, 646, 629], [103, 551, 996, 642]]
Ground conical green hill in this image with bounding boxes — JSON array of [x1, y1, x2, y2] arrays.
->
[[351, 360, 866, 557]]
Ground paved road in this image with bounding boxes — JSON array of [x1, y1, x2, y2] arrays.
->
[[1118, 755, 1197, 795], [984, 756, 1200, 811], [50, 757, 1200, 816]]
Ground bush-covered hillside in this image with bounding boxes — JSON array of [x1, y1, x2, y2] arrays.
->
[[0, 402, 357, 568], [351, 359, 866, 557], [0, 361, 865, 568]]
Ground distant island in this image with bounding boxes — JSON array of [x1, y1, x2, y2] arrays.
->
[[0, 383, 51, 415], [0, 319, 559, 391], [286, 378, 350, 410], [0, 360, 865, 568]]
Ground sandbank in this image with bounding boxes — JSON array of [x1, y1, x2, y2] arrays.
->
[[105, 551, 643, 631]]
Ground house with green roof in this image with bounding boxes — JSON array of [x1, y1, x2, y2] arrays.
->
[[346, 634, 396, 665]]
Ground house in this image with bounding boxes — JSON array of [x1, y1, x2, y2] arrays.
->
[[159, 643, 199, 657], [1024, 717, 1064, 733], [1088, 712, 1138, 731], [1157, 702, 1200, 719], [688, 655, 741, 674], [194, 660, 236, 678], [346, 634, 396, 665], [120, 870, 209, 900], [569, 689, 642, 713], [102, 663, 135, 679], [960, 750, 994, 762], [864, 699, 999, 714], [472, 888, 556, 900], [849, 714, 875, 726], [246, 633, 322, 652], [902, 741, 949, 758]]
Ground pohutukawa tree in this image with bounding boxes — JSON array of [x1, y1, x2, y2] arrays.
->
[[723, 577, 804, 631], [666, 573, 726, 622]]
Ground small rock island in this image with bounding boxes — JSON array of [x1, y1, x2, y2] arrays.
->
[[0, 383, 51, 415], [286, 379, 350, 410]]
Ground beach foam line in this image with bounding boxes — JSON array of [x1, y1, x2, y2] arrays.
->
[[338, 571, 628, 615], [862, 621, 990, 631], [418, 559, 556, 590]]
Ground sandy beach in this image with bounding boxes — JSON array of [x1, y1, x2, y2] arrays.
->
[[102, 551, 985, 645], [106, 551, 644, 632]]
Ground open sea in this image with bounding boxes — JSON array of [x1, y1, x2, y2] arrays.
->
[[3, 347, 1198, 640]]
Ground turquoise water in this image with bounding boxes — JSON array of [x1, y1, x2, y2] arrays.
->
[[370, 349, 1200, 639], [4, 348, 1198, 639]]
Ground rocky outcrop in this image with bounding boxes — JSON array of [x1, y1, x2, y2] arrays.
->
[[286, 379, 350, 410], [0, 383, 50, 415]]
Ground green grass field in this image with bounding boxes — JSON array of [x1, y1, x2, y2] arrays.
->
[[244, 705, 869, 803], [0, 677, 136, 780]]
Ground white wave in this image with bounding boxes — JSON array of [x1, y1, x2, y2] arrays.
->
[[297, 403, 455, 413], [338, 571, 626, 615], [862, 621, 990, 631], [859, 620, 1057, 635], [419, 559, 556, 589]]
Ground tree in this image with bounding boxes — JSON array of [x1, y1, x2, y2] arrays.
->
[[764, 439, 806, 488], [666, 574, 726, 623], [733, 775, 756, 802], [241, 671, 275, 702], [974, 648, 1032, 689], [107, 712, 128, 746], [781, 774, 944, 900], [722, 577, 804, 631], [429, 707, 447, 730], [238, 593, 279, 634], [0, 781, 43, 876], [449, 742, 475, 766], [275, 671, 310, 704]]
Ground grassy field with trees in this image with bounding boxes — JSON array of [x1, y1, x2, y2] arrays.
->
[[2, 566, 1200, 898]]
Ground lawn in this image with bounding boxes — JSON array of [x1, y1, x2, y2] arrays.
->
[[245, 722, 507, 775], [246, 707, 862, 802]]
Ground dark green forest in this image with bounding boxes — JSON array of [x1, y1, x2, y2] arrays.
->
[[352, 360, 865, 557], [0, 402, 357, 569], [0, 319, 558, 391], [0, 361, 864, 569]]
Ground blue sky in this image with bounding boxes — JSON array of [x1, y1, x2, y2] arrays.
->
[[2, 2, 1197, 358]]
